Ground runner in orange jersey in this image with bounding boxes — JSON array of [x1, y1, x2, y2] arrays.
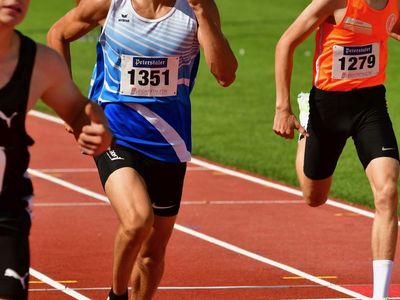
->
[[273, 0, 400, 299]]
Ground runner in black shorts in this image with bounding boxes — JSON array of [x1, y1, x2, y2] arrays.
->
[[0, 2, 112, 299], [95, 144, 186, 217], [47, 0, 237, 299], [273, 0, 400, 298], [305, 85, 399, 180]]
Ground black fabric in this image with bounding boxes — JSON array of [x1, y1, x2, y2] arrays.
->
[[0, 31, 36, 300], [107, 288, 128, 300], [304, 85, 399, 180], [0, 31, 36, 213], [94, 144, 187, 216], [0, 233, 29, 300]]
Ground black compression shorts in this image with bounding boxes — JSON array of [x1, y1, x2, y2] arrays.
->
[[0, 211, 31, 300], [304, 85, 399, 180], [94, 144, 187, 217]]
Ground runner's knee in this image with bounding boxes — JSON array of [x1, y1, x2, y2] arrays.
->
[[374, 183, 398, 214], [120, 214, 153, 242]]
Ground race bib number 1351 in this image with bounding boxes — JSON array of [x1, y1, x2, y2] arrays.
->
[[120, 55, 179, 97], [332, 43, 379, 79]]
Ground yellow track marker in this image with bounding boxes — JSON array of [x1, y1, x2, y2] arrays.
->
[[29, 280, 78, 284], [334, 212, 360, 217]]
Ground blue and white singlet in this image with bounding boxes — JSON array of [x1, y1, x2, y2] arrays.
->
[[89, 0, 200, 163]]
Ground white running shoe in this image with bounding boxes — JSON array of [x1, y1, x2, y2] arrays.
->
[[297, 92, 310, 139], [297, 92, 310, 128]]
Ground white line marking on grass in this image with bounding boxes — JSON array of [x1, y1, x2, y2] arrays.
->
[[28, 168, 369, 299], [29, 268, 90, 300]]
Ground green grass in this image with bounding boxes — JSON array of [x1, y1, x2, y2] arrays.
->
[[19, 0, 400, 210]]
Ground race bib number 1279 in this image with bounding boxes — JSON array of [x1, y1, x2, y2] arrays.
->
[[120, 55, 179, 97], [332, 43, 379, 79]]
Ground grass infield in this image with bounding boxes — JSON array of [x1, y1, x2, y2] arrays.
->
[[19, 0, 400, 211]]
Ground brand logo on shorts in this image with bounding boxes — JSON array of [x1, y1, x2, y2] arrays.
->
[[106, 149, 125, 161], [4, 268, 28, 290], [382, 146, 397, 151], [118, 13, 130, 23], [152, 203, 176, 210]]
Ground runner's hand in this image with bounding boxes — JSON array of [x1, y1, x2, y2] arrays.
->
[[273, 109, 308, 139], [64, 123, 74, 134], [78, 103, 113, 156], [186, 0, 212, 8], [390, 31, 400, 41]]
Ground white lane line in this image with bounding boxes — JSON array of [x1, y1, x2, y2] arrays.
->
[[29, 110, 64, 124], [28, 168, 368, 300], [34, 166, 206, 173], [190, 158, 377, 220], [34, 200, 304, 207], [34, 168, 98, 173], [174, 224, 368, 300], [183, 200, 304, 205], [29, 269, 90, 300], [34, 202, 108, 207], [28, 110, 376, 220], [28, 168, 109, 203], [27, 284, 362, 292]]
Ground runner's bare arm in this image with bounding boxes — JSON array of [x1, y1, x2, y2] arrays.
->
[[34, 45, 112, 155], [46, 0, 110, 72], [273, 0, 343, 139], [389, 2, 400, 40], [187, 0, 237, 87]]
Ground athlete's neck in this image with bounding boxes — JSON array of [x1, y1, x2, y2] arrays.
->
[[0, 29, 18, 62], [365, 0, 389, 10], [132, 0, 176, 19]]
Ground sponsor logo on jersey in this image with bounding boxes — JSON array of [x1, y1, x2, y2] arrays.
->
[[343, 17, 372, 35], [0, 111, 18, 128], [118, 13, 130, 23], [132, 57, 168, 68]]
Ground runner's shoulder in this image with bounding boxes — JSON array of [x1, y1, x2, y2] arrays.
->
[[310, 0, 347, 12], [75, 0, 111, 23], [33, 44, 70, 83]]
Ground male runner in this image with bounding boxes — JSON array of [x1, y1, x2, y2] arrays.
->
[[47, 0, 237, 299], [0, 0, 113, 299], [273, 0, 400, 299]]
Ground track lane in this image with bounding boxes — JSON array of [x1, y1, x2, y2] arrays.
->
[[26, 112, 400, 299]]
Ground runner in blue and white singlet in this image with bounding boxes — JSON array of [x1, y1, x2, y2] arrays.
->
[[48, 0, 237, 298], [89, 0, 200, 162]]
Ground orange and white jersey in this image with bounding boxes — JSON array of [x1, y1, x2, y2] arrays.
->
[[313, 0, 398, 91]]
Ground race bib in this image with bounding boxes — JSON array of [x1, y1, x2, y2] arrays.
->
[[332, 43, 379, 79], [120, 55, 179, 97]]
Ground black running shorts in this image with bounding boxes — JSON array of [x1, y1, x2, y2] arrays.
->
[[94, 144, 187, 217], [0, 211, 31, 300], [304, 85, 399, 180]]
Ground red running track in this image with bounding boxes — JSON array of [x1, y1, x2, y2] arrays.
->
[[25, 111, 400, 300]]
